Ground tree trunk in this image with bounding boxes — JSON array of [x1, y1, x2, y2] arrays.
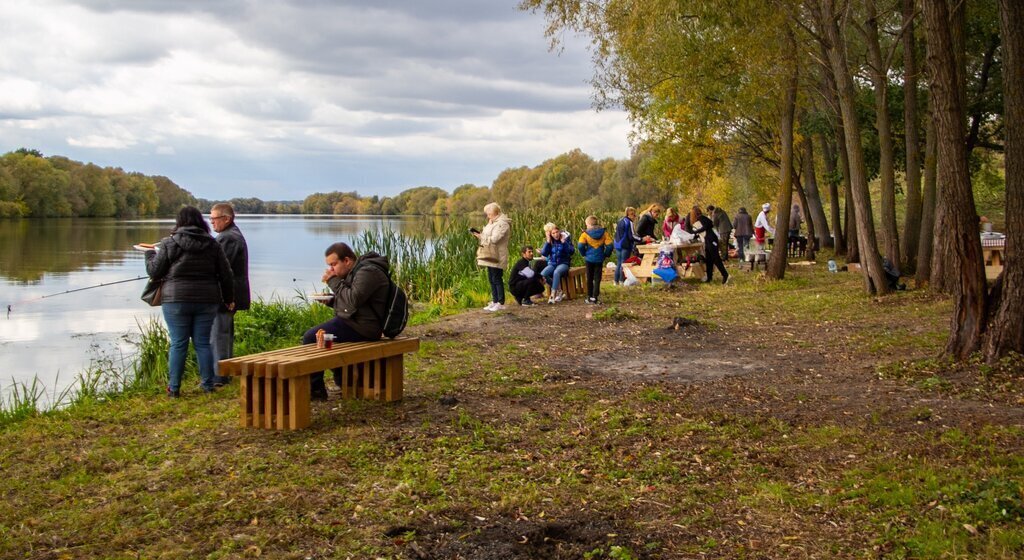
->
[[817, 132, 844, 251], [865, 0, 901, 264], [915, 115, 938, 286], [842, 130, 859, 264], [801, 134, 831, 251], [901, 0, 923, 272], [818, 1, 889, 293], [794, 171, 818, 261], [923, 0, 987, 359], [985, 0, 1024, 360], [768, 28, 798, 280]]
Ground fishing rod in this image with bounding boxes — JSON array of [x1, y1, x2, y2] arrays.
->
[[6, 276, 149, 314]]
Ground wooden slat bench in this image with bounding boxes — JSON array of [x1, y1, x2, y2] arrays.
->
[[218, 337, 420, 430], [564, 266, 586, 300]]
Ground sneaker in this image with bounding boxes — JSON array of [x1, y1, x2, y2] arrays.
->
[[483, 302, 496, 311], [521, 298, 535, 306], [554, 291, 565, 302], [491, 303, 506, 311], [166, 387, 180, 398], [723, 274, 731, 285], [548, 296, 556, 304], [213, 376, 230, 388]]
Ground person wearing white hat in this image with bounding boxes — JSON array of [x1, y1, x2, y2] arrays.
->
[[750, 203, 775, 269]]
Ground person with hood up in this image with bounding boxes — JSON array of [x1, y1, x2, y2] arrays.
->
[[145, 206, 234, 397], [686, 206, 730, 285], [577, 215, 615, 304], [303, 242, 392, 400], [732, 207, 754, 261], [541, 223, 575, 303], [473, 202, 512, 312]]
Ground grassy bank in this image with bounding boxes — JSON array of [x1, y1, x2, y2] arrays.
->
[[1, 259, 1021, 558]]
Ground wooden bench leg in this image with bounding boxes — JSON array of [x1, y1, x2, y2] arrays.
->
[[385, 355, 404, 402], [276, 377, 289, 430], [288, 376, 311, 430], [240, 375, 253, 428], [253, 375, 264, 428]]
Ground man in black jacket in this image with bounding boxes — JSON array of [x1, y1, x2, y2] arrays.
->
[[508, 246, 545, 305], [210, 203, 250, 386]]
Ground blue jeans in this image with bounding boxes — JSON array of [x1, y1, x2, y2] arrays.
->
[[302, 317, 374, 393], [542, 263, 570, 293], [735, 235, 751, 261], [486, 266, 505, 304], [615, 248, 631, 283], [162, 302, 220, 392]]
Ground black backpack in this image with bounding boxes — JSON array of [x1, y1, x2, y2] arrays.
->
[[366, 260, 409, 339]]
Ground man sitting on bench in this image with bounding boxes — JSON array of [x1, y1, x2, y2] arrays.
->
[[304, 242, 390, 401]]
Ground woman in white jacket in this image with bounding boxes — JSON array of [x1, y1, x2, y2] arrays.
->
[[473, 202, 512, 311]]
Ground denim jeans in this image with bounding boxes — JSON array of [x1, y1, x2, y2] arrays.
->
[[542, 263, 570, 293], [211, 309, 234, 380], [486, 266, 505, 304], [162, 302, 220, 392], [735, 235, 751, 261], [302, 317, 374, 393], [615, 248, 631, 283]]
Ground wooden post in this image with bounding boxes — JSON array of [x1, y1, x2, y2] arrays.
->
[[289, 376, 311, 430], [385, 355, 404, 402]]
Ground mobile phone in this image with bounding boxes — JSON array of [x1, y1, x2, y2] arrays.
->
[[469, 227, 480, 234]]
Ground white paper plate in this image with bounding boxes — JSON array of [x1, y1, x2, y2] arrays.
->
[[309, 294, 333, 302]]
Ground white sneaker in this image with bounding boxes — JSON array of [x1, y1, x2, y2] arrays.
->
[[491, 303, 506, 311], [483, 302, 496, 311], [547, 296, 556, 304], [554, 291, 565, 302]]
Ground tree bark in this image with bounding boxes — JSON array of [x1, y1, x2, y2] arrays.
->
[[865, 0, 901, 264], [915, 115, 937, 286], [817, 132, 844, 251], [985, 0, 1024, 360], [794, 170, 818, 261], [922, 0, 987, 359], [768, 28, 799, 280], [801, 134, 831, 252], [901, 0, 923, 272], [818, 0, 889, 293]]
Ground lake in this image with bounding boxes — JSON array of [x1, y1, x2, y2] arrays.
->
[[0, 215, 438, 402]]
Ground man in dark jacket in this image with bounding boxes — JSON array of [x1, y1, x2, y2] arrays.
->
[[210, 203, 250, 386], [304, 242, 390, 400], [709, 205, 733, 261], [508, 246, 545, 305], [732, 207, 754, 261]]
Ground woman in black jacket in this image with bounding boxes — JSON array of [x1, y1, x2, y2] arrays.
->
[[145, 206, 234, 397], [687, 206, 730, 285], [635, 203, 663, 240]]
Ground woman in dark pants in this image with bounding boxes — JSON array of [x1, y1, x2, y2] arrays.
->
[[687, 206, 730, 285], [473, 202, 512, 312]]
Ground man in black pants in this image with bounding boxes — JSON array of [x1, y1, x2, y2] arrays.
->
[[508, 246, 546, 305], [687, 206, 730, 285], [303, 242, 390, 400]]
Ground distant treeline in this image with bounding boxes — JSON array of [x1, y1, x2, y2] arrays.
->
[[2, 147, 675, 219], [196, 149, 670, 216], [0, 149, 195, 218]]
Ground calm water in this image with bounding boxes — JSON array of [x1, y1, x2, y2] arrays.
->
[[0, 215, 437, 401]]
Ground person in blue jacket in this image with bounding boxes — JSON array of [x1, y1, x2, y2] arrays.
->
[[577, 215, 614, 304], [540, 224, 575, 303], [614, 206, 648, 284]]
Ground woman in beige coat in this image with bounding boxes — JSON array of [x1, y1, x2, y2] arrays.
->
[[473, 202, 512, 311]]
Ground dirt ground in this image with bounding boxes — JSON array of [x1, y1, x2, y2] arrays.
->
[[380, 279, 1024, 559]]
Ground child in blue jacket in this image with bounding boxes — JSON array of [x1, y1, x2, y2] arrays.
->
[[540, 224, 575, 303], [578, 215, 614, 304]]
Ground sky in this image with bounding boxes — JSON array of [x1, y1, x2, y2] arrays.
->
[[0, 0, 632, 201]]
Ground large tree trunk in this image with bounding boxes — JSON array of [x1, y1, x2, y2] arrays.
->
[[985, 0, 1024, 360], [901, 0, 923, 272], [817, 132, 844, 251], [865, 0, 901, 264], [768, 28, 798, 280], [801, 135, 831, 252], [842, 130, 859, 264], [923, 0, 987, 359], [818, 1, 889, 293], [915, 115, 938, 286]]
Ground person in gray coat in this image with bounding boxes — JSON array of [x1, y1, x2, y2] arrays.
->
[[732, 207, 754, 261], [209, 202, 250, 386], [709, 205, 733, 261], [303, 242, 390, 400]]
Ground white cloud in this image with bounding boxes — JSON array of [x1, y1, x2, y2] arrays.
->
[[0, 0, 631, 199]]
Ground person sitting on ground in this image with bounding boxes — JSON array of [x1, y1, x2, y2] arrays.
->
[[509, 245, 545, 306], [687, 206, 730, 285], [540, 224, 575, 303], [577, 215, 614, 304], [303, 242, 390, 401], [662, 207, 681, 239], [635, 203, 663, 241]]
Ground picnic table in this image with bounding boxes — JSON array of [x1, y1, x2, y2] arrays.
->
[[982, 236, 1005, 280], [632, 242, 703, 281]]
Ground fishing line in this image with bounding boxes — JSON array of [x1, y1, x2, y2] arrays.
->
[[6, 276, 148, 313]]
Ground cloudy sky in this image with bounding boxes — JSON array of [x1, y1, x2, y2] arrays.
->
[[0, 0, 631, 200]]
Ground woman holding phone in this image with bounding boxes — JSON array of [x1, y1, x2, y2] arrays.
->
[[472, 202, 512, 311]]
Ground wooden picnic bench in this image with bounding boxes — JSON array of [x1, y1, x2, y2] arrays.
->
[[218, 337, 420, 430]]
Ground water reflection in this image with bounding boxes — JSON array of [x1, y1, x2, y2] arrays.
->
[[0, 215, 437, 399]]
